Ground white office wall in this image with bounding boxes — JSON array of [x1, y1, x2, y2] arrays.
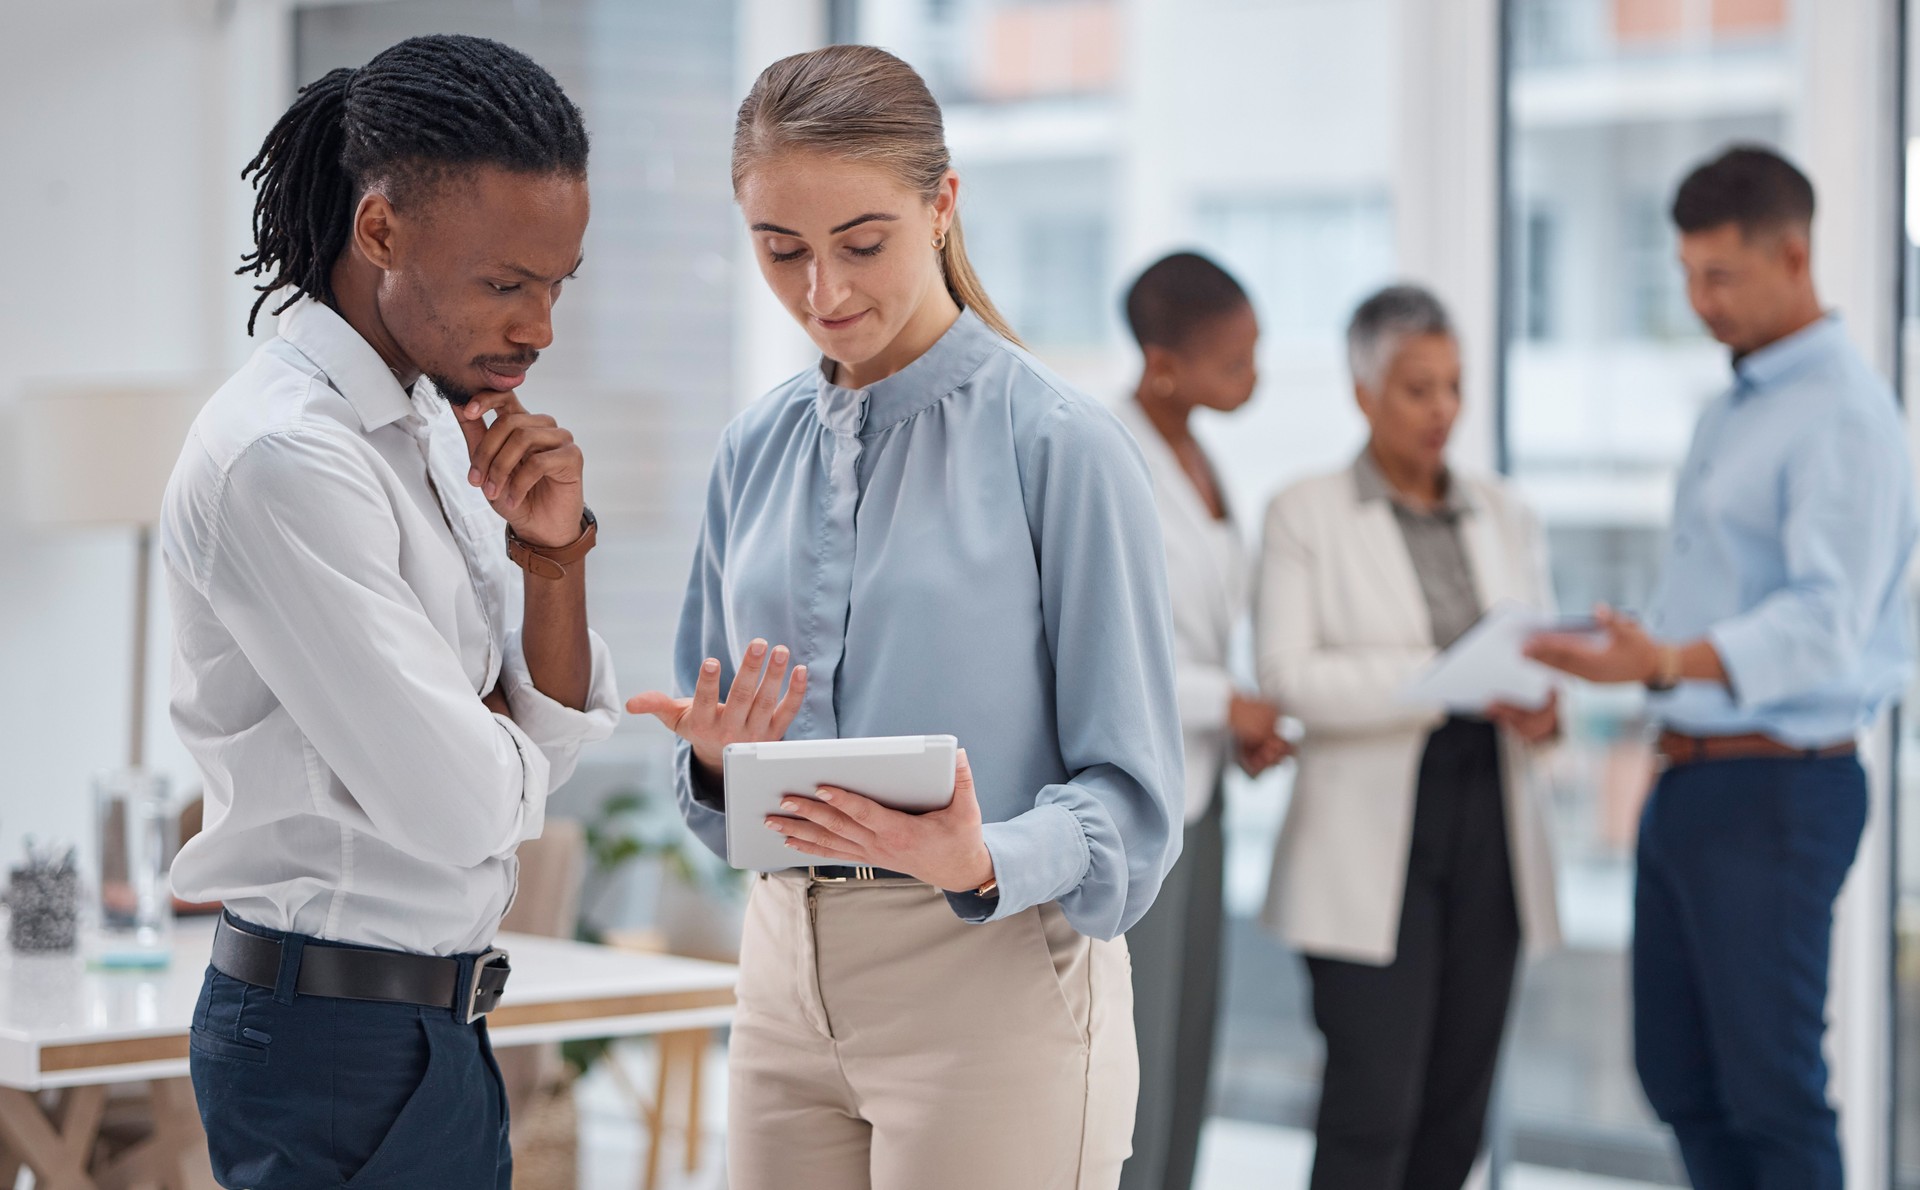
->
[[0, 0, 288, 861]]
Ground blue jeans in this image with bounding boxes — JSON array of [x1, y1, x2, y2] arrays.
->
[[187, 918, 512, 1189], [1633, 755, 1866, 1190]]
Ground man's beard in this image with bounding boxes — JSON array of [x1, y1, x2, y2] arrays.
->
[[426, 353, 541, 406], [426, 372, 477, 406]]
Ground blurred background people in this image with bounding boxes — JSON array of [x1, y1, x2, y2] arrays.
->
[[1529, 146, 1918, 1190], [1255, 285, 1563, 1190], [1114, 252, 1290, 1190]]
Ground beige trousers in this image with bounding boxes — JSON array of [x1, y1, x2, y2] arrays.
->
[[727, 871, 1138, 1190]]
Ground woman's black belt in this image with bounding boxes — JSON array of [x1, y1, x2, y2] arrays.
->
[[804, 865, 915, 881]]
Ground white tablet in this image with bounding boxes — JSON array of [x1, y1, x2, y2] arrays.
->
[[722, 735, 958, 872]]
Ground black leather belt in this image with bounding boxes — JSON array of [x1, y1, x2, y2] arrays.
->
[[806, 865, 914, 882], [211, 914, 511, 1025]]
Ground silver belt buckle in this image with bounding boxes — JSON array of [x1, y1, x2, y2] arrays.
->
[[806, 866, 848, 884], [461, 947, 511, 1025]]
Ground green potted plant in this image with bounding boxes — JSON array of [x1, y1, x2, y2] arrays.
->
[[564, 786, 745, 1077]]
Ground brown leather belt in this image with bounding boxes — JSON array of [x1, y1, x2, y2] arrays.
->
[[1656, 730, 1856, 767]]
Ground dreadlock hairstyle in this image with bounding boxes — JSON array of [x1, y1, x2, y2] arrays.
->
[[237, 34, 590, 335]]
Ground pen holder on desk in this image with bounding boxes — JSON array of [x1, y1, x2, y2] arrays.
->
[[91, 769, 176, 969], [8, 846, 79, 954]]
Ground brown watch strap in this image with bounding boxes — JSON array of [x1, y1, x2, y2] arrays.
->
[[506, 508, 598, 580]]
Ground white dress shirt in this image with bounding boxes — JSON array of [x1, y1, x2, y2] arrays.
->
[[1115, 399, 1249, 823], [161, 299, 621, 956]]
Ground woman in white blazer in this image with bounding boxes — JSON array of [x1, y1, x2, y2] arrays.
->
[[1114, 253, 1291, 1190], [1255, 285, 1561, 1190]]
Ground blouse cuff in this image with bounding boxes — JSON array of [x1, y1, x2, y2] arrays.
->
[[674, 741, 730, 860], [945, 803, 1090, 924]]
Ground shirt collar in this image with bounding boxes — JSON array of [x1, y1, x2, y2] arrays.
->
[[276, 297, 416, 432], [1352, 447, 1473, 515], [1731, 313, 1844, 398], [813, 307, 1002, 436]]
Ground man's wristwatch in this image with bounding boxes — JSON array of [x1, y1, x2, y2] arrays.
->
[[506, 508, 598, 580], [1645, 644, 1682, 692]]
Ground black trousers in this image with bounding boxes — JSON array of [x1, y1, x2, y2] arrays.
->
[[1305, 717, 1520, 1190], [1120, 783, 1225, 1190]]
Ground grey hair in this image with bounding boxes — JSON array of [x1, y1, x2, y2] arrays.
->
[[1346, 284, 1454, 394]]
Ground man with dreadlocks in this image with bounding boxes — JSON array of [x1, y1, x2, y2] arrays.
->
[[159, 34, 618, 1188]]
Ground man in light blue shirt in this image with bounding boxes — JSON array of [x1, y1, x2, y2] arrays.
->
[[1531, 145, 1916, 1190]]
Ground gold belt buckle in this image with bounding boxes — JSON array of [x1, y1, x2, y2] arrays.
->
[[807, 866, 848, 884]]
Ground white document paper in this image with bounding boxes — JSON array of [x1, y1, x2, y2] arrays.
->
[[1397, 599, 1561, 712]]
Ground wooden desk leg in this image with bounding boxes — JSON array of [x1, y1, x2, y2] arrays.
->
[[644, 1035, 674, 1190], [683, 1031, 705, 1175], [0, 1085, 106, 1190], [88, 1079, 214, 1190]]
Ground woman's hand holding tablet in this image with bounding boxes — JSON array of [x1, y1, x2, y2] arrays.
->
[[625, 637, 808, 779], [766, 748, 995, 894]]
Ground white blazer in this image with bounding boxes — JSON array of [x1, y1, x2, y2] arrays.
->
[[1116, 399, 1249, 823], [1254, 463, 1562, 965]]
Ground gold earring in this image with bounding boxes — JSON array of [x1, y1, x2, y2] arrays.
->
[[933, 231, 947, 251]]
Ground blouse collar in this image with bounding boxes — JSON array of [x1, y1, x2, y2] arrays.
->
[[813, 307, 1002, 436]]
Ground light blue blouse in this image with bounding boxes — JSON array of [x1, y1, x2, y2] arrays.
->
[[670, 309, 1184, 939]]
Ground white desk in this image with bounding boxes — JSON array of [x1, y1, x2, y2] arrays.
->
[[0, 918, 737, 1188]]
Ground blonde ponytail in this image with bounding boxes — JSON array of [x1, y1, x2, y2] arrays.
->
[[938, 213, 1020, 344], [733, 45, 1022, 346]]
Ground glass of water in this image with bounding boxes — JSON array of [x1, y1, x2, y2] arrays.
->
[[91, 769, 177, 968]]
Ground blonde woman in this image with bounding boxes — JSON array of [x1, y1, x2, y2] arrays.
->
[[1256, 285, 1561, 1190], [625, 46, 1183, 1190]]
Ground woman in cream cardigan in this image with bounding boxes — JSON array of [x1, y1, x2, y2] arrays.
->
[[1255, 285, 1561, 1190]]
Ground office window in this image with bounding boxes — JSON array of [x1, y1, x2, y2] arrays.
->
[[1015, 213, 1111, 347], [297, 0, 742, 801], [1196, 196, 1396, 349], [1520, 206, 1557, 342], [1499, 0, 1801, 1181], [1622, 196, 1694, 341], [912, 0, 1120, 104]]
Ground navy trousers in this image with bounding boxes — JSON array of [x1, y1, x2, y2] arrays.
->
[[1633, 755, 1865, 1190], [187, 918, 512, 1189]]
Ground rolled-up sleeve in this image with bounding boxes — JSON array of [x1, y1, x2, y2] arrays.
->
[[949, 402, 1184, 940], [670, 428, 737, 859], [1176, 662, 1235, 737], [1708, 410, 1911, 709], [499, 626, 621, 793], [203, 430, 575, 870]]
